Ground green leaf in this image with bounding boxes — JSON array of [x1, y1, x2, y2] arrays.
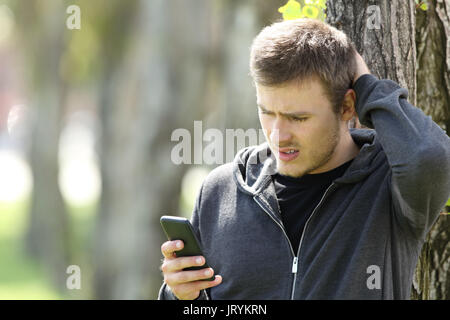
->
[[420, 2, 428, 10], [318, 0, 327, 9], [278, 0, 303, 20], [302, 5, 319, 19]]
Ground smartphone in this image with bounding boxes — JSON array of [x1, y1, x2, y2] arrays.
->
[[160, 215, 214, 281]]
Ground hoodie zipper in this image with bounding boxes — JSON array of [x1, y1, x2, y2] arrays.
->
[[253, 196, 297, 297], [290, 182, 335, 299], [254, 182, 335, 300]]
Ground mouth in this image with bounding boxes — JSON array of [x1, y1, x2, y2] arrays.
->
[[277, 148, 300, 162]]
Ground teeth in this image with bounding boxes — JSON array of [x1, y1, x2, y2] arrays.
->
[[285, 150, 296, 154]]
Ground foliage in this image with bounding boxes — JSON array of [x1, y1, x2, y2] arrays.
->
[[415, 0, 428, 11], [278, 0, 326, 21]]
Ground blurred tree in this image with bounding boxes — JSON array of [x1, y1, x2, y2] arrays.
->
[[13, 0, 70, 290], [327, 0, 450, 299], [92, 0, 216, 298]]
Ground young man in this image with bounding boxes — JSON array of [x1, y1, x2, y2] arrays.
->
[[159, 19, 450, 300]]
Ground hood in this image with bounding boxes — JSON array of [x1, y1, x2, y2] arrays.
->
[[232, 128, 384, 195]]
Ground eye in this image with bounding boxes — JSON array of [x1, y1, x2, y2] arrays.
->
[[292, 117, 308, 122]]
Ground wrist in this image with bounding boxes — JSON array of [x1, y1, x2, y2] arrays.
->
[[353, 69, 371, 86]]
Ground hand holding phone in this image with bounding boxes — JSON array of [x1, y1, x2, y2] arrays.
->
[[160, 216, 222, 300]]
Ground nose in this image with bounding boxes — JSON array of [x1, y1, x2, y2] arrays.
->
[[270, 118, 292, 146]]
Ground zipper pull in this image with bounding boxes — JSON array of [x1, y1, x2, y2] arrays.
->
[[292, 257, 298, 273]]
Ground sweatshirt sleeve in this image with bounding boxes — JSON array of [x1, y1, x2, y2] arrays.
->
[[353, 74, 450, 239], [157, 183, 209, 300]]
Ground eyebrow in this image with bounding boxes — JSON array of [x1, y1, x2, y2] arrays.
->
[[257, 104, 313, 117]]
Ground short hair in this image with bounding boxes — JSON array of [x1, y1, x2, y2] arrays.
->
[[250, 19, 356, 114]]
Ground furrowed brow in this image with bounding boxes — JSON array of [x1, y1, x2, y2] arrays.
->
[[257, 104, 268, 111], [257, 104, 312, 117], [282, 111, 312, 117]]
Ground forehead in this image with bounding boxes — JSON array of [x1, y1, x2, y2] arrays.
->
[[255, 77, 331, 113]]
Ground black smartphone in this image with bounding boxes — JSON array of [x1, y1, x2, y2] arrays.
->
[[160, 215, 214, 281]]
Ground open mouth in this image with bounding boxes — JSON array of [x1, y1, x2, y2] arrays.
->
[[278, 148, 300, 161]]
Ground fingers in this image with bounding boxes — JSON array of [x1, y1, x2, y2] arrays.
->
[[178, 275, 223, 292], [161, 255, 205, 273], [161, 240, 184, 259], [171, 275, 223, 300], [164, 267, 214, 285], [160, 240, 223, 300]]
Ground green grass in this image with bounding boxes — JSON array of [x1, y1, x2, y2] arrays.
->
[[0, 239, 60, 299], [0, 199, 61, 299], [0, 198, 97, 299], [0, 200, 29, 240], [64, 200, 98, 299]]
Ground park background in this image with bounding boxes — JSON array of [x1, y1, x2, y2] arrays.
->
[[0, 0, 448, 299]]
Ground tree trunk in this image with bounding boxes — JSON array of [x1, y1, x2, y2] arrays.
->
[[416, 0, 450, 135], [327, 0, 449, 299], [93, 0, 214, 299], [412, 0, 450, 299], [15, 0, 71, 290]]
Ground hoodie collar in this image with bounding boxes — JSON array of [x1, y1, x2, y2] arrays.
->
[[233, 128, 382, 195]]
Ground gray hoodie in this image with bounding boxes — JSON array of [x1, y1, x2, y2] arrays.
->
[[158, 74, 450, 300]]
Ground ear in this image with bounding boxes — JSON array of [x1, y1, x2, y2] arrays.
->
[[340, 89, 356, 121]]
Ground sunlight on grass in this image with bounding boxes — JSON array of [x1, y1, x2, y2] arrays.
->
[[0, 198, 62, 299], [0, 145, 99, 299], [0, 200, 29, 240], [0, 196, 97, 299], [0, 283, 60, 300]]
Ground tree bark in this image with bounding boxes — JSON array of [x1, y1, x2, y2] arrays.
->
[[412, 0, 450, 299], [416, 0, 450, 134]]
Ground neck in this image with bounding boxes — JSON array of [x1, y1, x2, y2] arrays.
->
[[332, 128, 360, 168]]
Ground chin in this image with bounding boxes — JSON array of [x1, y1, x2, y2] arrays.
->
[[277, 163, 306, 178]]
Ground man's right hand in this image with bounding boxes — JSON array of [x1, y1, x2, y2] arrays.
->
[[160, 240, 223, 300]]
